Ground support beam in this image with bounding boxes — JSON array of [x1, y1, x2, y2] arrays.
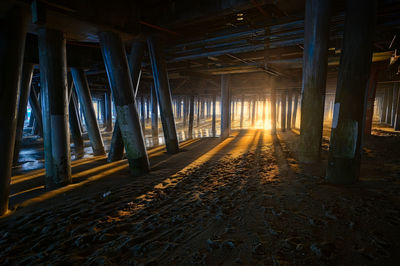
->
[[326, 0, 376, 184], [140, 96, 145, 130], [270, 87, 277, 134], [197, 98, 200, 127], [0, 5, 29, 215], [240, 95, 245, 128], [251, 98, 256, 127], [13, 63, 34, 165], [69, 91, 84, 157], [110, 40, 146, 158], [292, 92, 299, 128], [151, 84, 159, 145], [148, 36, 179, 154], [71, 67, 105, 156], [381, 88, 388, 123], [280, 92, 287, 131], [188, 95, 195, 138], [212, 94, 217, 137], [220, 75, 231, 139], [99, 32, 149, 175], [391, 83, 399, 127], [38, 27, 71, 188], [107, 119, 124, 162], [364, 64, 379, 136], [183, 96, 188, 126], [298, 0, 331, 162], [394, 84, 400, 131], [286, 89, 292, 130], [386, 86, 393, 124], [105, 91, 112, 131]]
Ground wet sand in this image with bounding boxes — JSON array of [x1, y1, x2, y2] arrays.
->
[[1, 127, 399, 265]]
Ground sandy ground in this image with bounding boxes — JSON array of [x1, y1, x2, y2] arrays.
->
[[0, 127, 399, 265]]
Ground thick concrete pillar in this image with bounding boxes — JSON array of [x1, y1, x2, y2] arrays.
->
[[280, 92, 287, 131], [99, 32, 149, 175], [151, 85, 159, 144], [391, 83, 399, 127], [188, 95, 195, 138], [299, 0, 331, 162], [13, 63, 34, 165], [221, 75, 231, 139], [105, 91, 112, 131], [381, 88, 388, 122], [38, 28, 71, 188], [240, 95, 245, 128], [0, 5, 29, 215], [386, 86, 393, 124], [148, 36, 179, 154], [69, 91, 84, 157], [287, 89, 293, 129], [71, 68, 105, 156], [292, 92, 299, 128], [394, 85, 400, 131], [212, 94, 217, 137], [326, 0, 376, 184]]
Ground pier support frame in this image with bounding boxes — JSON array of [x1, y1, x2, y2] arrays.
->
[[99, 32, 149, 175], [326, 0, 376, 184]]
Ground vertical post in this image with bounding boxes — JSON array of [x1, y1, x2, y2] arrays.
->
[[69, 91, 84, 157], [240, 95, 245, 128], [151, 84, 159, 144], [394, 84, 400, 130], [280, 92, 287, 131], [386, 86, 393, 124], [326, 0, 376, 184], [391, 83, 399, 127], [140, 96, 145, 131], [188, 95, 195, 138], [270, 87, 277, 134], [0, 5, 28, 215], [292, 92, 299, 128], [146, 97, 150, 120], [105, 91, 112, 131], [38, 27, 71, 188], [147, 36, 179, 154], [99, 32, 149, 175], [298, 0, 331, 162], [364, 64, 379, 135], [262, 97, 266, 127], [196, 97, 200, 127], [107, 120, 124, 162], [13, 63, 34, 165], [231, 98, 235, 123], [71, 68, 105, 156], [251, 98, 256, 127], [380, 88, 388, 123], [221, 75, 231, 139], [29, 87, 44, 136], [100, 94, 106, 126], [286, 89, 293, 130], [183, 96, 188, 126], [212, 94, 217, 137]]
